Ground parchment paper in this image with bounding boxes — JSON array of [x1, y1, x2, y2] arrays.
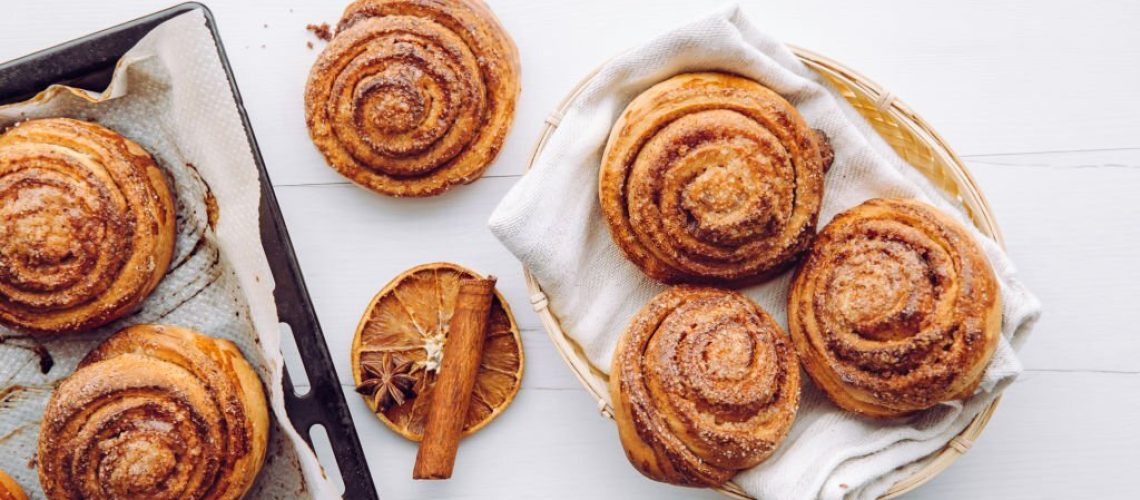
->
[[0, 11, 336, 499]]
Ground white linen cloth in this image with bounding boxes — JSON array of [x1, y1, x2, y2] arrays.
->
[[489, 4, 1040, 499]]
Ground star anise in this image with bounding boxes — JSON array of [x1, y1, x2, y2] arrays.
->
[[355, 355, 417, 412]]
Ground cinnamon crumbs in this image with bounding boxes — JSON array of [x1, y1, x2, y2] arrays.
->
[[305, 22, 331, 41]]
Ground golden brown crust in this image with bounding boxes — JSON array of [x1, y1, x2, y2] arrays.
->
[[37, 324, 269, 500], [610, 286, 800, 487], [305, 0, 521, 197], [600, 72, 831, 285], [788, 198, 1003, 418], [0, 470, 27, 500], [0, 118, 176, 335]]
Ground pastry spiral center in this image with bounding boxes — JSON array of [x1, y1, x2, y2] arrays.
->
[[612, 99, 815, 284], [650, 296, 780, 416], [0, 159, 128, 311], [680, 158, 772, 242], [699, 322, 754, 380], [0, 184, 95, 284], [102, 434, 177, 495], [828, 240, 934, 341], [657, 111, 794, 247], [322, 17, 487, 179], [357, 68, 431, 135]]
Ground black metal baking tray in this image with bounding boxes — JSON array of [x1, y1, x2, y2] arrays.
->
[[0, 3, 378, 499]]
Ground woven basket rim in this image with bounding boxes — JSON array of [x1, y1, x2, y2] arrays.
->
[[519, 45, 1004, 499]]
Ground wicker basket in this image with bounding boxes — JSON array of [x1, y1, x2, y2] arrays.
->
[[521, 46, 1005, 499]]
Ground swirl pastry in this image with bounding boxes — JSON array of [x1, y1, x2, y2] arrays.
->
[[610, 286, 800, 487], [37, 325, 269, 499], [0, 469, 26, 500], [0, 118, 176, 335], [600, 72, 832, 285], [788, 198, 1002, 417], [305, 0, 521, 197]]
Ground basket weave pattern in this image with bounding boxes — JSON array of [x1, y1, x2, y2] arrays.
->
[[521, 47, 1004, 499]]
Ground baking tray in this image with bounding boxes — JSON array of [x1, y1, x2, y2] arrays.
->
[[0, 3, 379, 499]]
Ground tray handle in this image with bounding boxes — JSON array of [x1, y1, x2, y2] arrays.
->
[[257, 130, 379, 500], [197, 2, 380, 497]]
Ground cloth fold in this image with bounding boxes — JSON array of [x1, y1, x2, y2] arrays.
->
[[489, 4, 1040, 499]]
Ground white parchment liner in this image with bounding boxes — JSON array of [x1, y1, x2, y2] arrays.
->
[[0, 11, 336, 499]]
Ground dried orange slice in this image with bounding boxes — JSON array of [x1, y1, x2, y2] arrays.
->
[[351, 262, 524, 441]]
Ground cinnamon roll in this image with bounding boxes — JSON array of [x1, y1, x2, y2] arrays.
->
[[37, 325, 269, 499], [610, 286, 800, 487], [0, 118, 176, 335], [305, 0, 521, 197], [0, 469, 26, 500], [600, 72, 832, 285], [788, 198, 1002, 417]]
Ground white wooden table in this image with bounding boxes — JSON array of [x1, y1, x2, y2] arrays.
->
[[4, 1, 1138, 498]]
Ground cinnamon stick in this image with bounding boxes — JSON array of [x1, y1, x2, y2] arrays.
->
[[413, 276, 497, 479]]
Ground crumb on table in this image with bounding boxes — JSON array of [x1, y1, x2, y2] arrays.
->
[[306, 22, 332, 41]]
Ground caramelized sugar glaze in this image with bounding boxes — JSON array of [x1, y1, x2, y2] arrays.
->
[[37, 325, 268, 500], [0, 469, 26, 500], [0, 118, 175, 335], [600, 73, 832, 285], [788, 198, 1002, 417], [305, 0, 520, 197], [610, 286, 799, 487]]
